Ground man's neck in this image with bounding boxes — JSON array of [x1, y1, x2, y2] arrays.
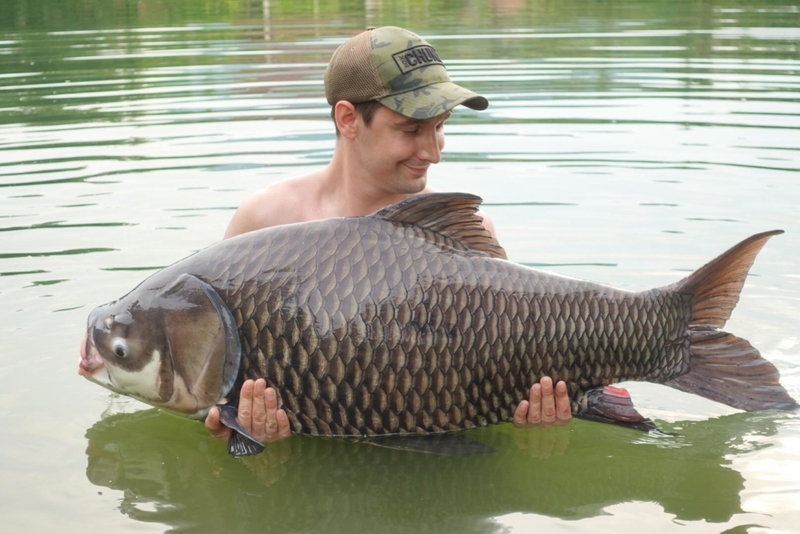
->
[[318, 148, 417, 218]]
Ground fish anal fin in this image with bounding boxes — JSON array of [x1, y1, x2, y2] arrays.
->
[[665, 329, 799, 412], [575, 386, 658, 432], [216, 404, 265, 457], [368, 434, 495, 456], [370, 193, 507, 260]]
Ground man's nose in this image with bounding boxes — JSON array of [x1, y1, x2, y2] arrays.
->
[[418, 130, 442, 164]]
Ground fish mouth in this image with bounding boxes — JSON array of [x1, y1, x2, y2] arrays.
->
[[78, 331, 108, 383]]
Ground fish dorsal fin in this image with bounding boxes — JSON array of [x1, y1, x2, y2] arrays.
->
[[371, 193, 508, 260]]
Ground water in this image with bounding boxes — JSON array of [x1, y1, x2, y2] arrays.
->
[[1, 1, 799, 532]]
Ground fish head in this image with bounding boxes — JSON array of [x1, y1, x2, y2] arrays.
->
[[79, 273, 241, 418]]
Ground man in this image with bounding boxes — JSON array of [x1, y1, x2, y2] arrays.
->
[[205, 26, 572, 445]]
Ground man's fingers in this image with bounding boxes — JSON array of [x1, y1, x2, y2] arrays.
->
[[204, 406, 231, 440], [554, 380, 572, 421], [251, 379, 268, 440], [515, 379, 572, 430], [527, 384, 542, 424], [513, 400, 530, 427], [540, 376, 556, 423], [276, 409, 291, 439], [264, 387, 280, 439], [238, 379, 255, 432]]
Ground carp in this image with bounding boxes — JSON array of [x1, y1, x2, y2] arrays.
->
[[79, 193, 798, 456]]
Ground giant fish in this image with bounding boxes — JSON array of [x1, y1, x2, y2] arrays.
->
[[79, 193, 798, 456]]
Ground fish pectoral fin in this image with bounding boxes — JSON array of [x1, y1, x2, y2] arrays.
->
[[216, 404, 265, 457], [368, 434, 495, 456], [575, 386, 658, 432], [229, 432, 265, 457]]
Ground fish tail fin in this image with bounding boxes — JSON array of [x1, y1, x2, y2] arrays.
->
[[672, 230, 783, 330], [666, 329, 797, 411], [663, 230, 798, 411]]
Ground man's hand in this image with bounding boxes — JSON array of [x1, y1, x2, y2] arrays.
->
[[207, 376, 570, 443], [513, 377, 572, 427], [205, 379, 291, 443]]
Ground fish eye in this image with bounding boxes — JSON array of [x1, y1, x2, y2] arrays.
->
[[112, 339, 128, 359]]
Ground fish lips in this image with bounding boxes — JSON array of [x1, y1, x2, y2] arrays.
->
[[78, 331, 116, 392]]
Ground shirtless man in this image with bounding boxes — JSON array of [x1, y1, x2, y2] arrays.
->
[[205, 26, 572, 445]]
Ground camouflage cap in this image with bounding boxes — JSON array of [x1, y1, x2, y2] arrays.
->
[[324, 26, 489, 120]]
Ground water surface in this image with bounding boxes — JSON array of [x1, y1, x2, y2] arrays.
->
[[1, 1, 799, 532]]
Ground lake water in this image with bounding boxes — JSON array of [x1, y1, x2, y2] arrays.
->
[[1, 1, 799, 532]]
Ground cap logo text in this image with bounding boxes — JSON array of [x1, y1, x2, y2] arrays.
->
[[392, 45, 444, 74]]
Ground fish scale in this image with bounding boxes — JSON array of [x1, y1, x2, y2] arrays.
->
[[198, 216, 691, 437]]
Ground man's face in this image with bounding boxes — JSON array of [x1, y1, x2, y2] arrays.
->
[[354, 105, 449, 195]]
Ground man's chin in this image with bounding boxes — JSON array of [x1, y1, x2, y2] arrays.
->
[[395, 172, 428, 194]]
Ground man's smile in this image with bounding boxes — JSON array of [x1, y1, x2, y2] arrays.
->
[[401, 161, 430, 176]]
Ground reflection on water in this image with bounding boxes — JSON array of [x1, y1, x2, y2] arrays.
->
[[1, 0, 799, 532], [85, 409, 783, 533]]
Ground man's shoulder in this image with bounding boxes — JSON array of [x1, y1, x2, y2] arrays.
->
[[240, 178, 303, 211], [224, 175, 319, 238]]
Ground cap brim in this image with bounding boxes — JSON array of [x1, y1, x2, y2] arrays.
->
[[377, 81, 489, 120]]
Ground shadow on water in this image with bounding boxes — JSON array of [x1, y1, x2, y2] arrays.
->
[[84, 411, 781, 533]]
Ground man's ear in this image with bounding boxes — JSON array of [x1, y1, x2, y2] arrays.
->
[[334, 100, 358, 139]]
